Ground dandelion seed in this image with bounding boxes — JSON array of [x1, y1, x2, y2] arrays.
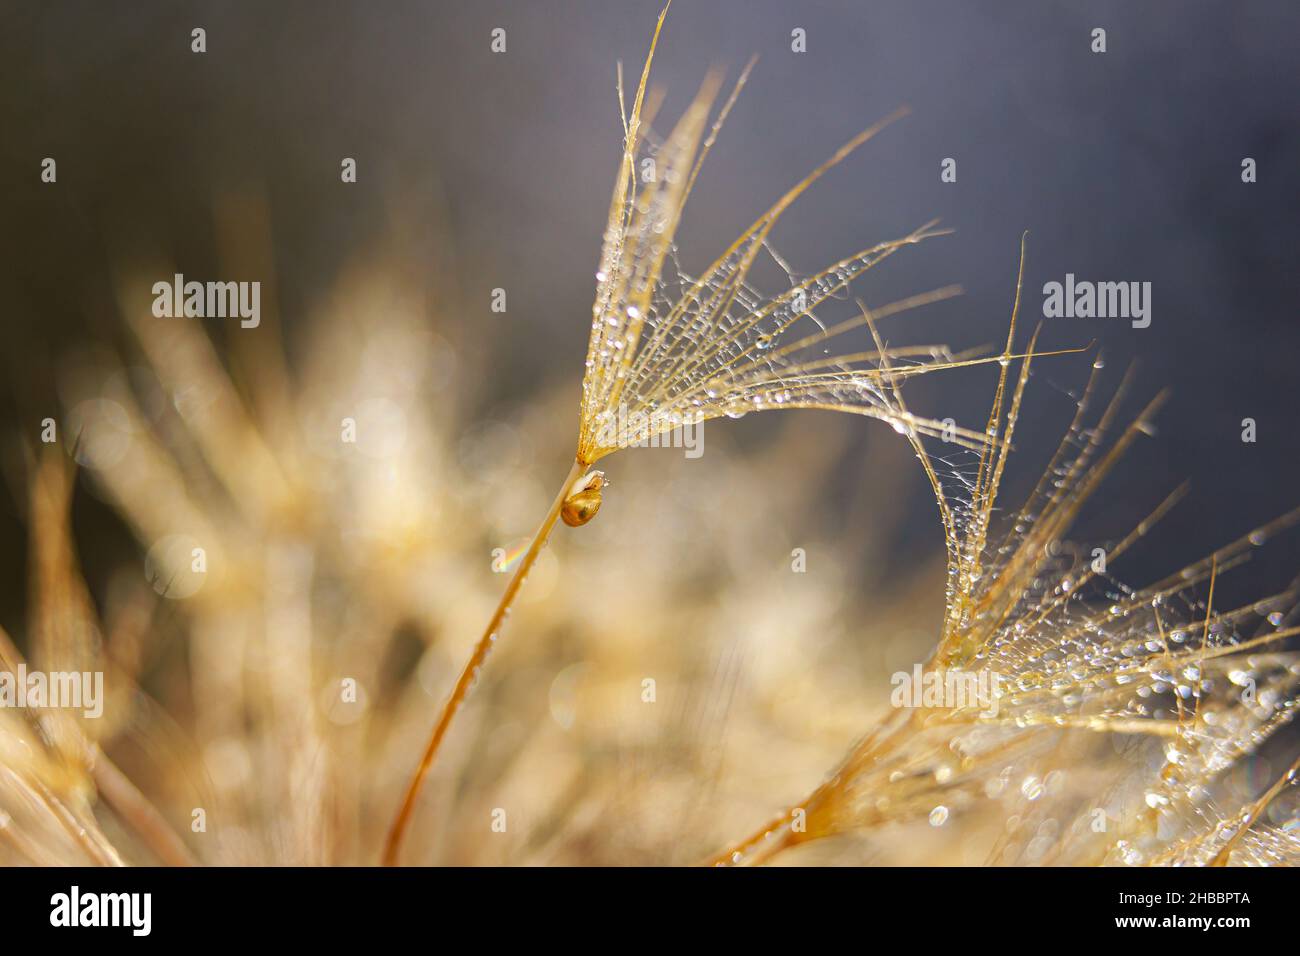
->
[[385, 3, 1026, 863], [706, 252, 1300, 865]]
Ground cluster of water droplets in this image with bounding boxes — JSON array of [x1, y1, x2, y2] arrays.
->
[[580, 122, 952, 458]]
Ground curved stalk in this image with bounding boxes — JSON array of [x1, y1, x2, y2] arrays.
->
[[383, 458, 585, 865]]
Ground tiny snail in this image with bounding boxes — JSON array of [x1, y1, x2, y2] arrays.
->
[[561, 470, 606, 527]]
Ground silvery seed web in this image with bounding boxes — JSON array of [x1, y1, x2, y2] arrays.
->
[[576, 71, 988, 465]]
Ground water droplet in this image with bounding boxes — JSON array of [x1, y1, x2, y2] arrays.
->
[[1021, 776, 1044, 800], [723, 392, 748, 419]]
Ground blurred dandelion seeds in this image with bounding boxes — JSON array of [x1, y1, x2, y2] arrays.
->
[[2, 0, 1293, 875]]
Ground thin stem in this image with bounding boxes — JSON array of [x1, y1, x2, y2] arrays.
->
[[92, 746, 197, 866], [705, 809, 798, 866], [383, 458, 585, 865]]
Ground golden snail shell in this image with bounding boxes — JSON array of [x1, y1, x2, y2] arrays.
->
[[561, 471, 606, 527]]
